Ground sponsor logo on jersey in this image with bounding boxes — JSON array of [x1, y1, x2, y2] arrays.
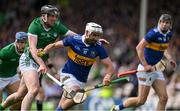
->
[[10, 58, 17, 61], [68, 47, 95, 66], [83, 48, 88, 54]]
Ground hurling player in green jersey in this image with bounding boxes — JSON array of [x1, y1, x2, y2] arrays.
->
[[0, 32, 27, 110], [0, 5, 77, 110]]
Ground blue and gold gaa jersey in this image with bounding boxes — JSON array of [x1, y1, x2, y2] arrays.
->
[[62, 35, 108, 82], [144, 27, 172, 65]]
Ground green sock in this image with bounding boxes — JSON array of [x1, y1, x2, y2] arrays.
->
[[0, 104, 5, 110]]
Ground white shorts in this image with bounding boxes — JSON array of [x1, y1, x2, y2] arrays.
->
[[136, 64, 165, 86], [60, 72, 85, 88], [59, 71, 85, 98], [19, 53, 39, 74], [0, 74, 20, 89]]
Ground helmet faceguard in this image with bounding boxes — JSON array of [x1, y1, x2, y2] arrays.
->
[[85, 22, 103, 44]]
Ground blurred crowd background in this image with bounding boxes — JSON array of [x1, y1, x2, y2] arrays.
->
[[0, 0, 180, 110]]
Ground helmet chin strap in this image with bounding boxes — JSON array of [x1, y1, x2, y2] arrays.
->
[[41, 14, 47, 23]]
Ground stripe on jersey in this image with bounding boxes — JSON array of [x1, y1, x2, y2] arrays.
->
[[146, 42, 169, 51], [67, 47, 96, 66]]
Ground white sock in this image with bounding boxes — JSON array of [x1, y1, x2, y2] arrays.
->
[[115, 105, 120, 111]]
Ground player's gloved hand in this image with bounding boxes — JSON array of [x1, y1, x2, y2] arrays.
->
[[37, 48, 45, 57], [103, 74, 111, 86], [99, 39, 110, 45]]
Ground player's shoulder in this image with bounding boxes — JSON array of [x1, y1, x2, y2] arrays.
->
[[148, 27, 157, 33], [96, 41, 102, 46], [64, 34, 82, 42], [30, 17, 41, 27], [1, 43, 14, 52], [73, 34, 82, 40], [146, 27, 157, 36], [54, 19, 65, 27]]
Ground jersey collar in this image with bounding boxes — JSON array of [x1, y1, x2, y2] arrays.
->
[[40, 18, 51, 31], [82, 35, 90, 47], [157, 26, 170, 36]]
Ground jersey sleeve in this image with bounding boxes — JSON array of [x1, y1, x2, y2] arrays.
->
[[62, 36, 73, 46], [144, 29, 156, 43], [0, 48, 8, 60], [97, 45, 108, 59], [56, 20, 69, 36], [28, 21, 39, 36]]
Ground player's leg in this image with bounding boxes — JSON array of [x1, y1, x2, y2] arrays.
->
[[124, 84, 150, 107], [1, 76, 27, 109], [21, 70, 40, 110], [111, 84, 151, 111], [0, 89, 3, 110], [0, 89, 3, 103], [152, 73, 168, 110], [36, 74, 45, 111], [6, 74, 21, 110], [111, 64, 153, 111], [56, 73, 85, 111], [0, 77, 12, 110]]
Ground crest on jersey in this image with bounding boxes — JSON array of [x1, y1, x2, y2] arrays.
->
[[75, 46, 80, 51], [53, 33, 57, 37], [90, 51, 97, 57]]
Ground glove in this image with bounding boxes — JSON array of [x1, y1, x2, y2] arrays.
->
[[37, 49, 45, 57]]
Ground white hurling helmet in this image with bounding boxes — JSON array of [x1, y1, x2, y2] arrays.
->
[[85, 22, 103, 34]]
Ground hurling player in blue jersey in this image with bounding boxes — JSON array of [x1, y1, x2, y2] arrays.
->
[[40, 22, 114, 111], [111, 14, 177, 111]]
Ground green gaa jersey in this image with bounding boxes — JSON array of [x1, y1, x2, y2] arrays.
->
[[0, 43, 21, 77], [25, 17, 68, 61]]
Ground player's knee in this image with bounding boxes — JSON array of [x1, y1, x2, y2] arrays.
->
[[28, 87, 40, 97], [137, 98, 146, 106], [159, 94, 168, 103]]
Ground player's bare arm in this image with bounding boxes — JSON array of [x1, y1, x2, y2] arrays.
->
[[28, 35, 47, 73], [65, 30, 77, 36], [136, 38, 153, 71], [43, 41, 65, 54], [164, 49, 177, 69], [100, 57, 114, 86]]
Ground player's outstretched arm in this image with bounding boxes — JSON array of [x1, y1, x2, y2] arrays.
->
[[100, 57, 114, 86], [44, 41, 65, 54]]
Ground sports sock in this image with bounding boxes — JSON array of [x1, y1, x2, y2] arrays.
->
[[118, 103, 125, 110], [0, 104, 5, 110], [36, 100, 43, 111], [56, 106, 63, 111]]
